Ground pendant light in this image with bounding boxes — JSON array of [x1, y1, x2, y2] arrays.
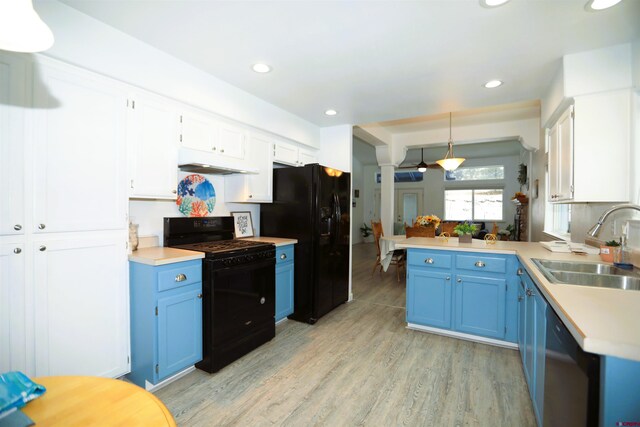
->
[[0, 0, 54, 53], [436, 112, 465, 171], [417, 148, 428, 173]]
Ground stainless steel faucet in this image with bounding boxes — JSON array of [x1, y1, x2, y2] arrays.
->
[[587, 204, 640, 237]]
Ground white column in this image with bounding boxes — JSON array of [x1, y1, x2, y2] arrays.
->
[[380, 165, 395, 235]]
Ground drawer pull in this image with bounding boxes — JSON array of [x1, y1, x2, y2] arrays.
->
[[424, 258, 434, 264], [13, 248, 21, 254], [457, 278, 462, 283], [39, 245, 46, 252], [526, 289, 535, 297], [260, 297, 266, 305], [197, 294, 203, 299], [280, 253, 287, 260], [175, 273, 187, 282], [38, 223, 46, 230], [517, 268, 524, 276], [14, 224, 22, 231], [446, 276, 450, 281], [474, 261, 486, 268]]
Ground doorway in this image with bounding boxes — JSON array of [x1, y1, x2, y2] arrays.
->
[[396, 189, 423, 227]]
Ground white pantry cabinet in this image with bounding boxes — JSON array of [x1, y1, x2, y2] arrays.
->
[[0, 54, 27, 236], [225, 134, 274, 202], [273, 139, 318, 167], [31, 59, 128, 232], [32, 233, 130, 378], [127, 91, 180, 199], [180, 108, 246, 161], [0, 238, 27, 373], [547, 90, 631, 203]]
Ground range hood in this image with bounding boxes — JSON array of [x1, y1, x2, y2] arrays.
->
[[178, 147, 258, 175]]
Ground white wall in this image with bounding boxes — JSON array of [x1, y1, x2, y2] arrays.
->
[[351, 157, 364, 244], [35, 0, 320, 148], [319, 125, 353, 172]]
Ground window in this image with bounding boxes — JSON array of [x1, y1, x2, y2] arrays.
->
[[544, 158, 572, 239], [376, 171, 423, 183], [444, 165, 504, 181], [445, 189, 503, 221]]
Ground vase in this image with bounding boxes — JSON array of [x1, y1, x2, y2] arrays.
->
[[599, 245, 616, 263], [459, 233, 472, 244]]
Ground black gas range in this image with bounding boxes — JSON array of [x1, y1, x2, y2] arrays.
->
[[164, 216, 276, 373]]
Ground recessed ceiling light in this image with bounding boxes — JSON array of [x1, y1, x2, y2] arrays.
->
[[252, 63, 271, 73], [325, 109, 338, 116], [479, 0, 511, 8], [585, 0, 622, 11], [484, 79, 503, 88]]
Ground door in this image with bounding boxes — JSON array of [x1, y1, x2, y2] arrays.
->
[[396, 189, 423, 227], [0, 238, 27, 373], [0, 54, 26, 236], [32, 233, 129, 377], [31, 60, 127, 233], [518, 277, 527, 367], [275, 261, 294, 321], [524, 277, 536, 393], [407, 269, 452, 329], [127, 91, 180, 199], [533, 291, 547, 424], [556, 106, 574, 201], [454, 274, 506, 340], [157, 286, 202, 380], [245, 134, 273, 201]]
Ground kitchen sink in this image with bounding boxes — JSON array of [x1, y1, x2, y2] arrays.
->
[[532, 259, 640, 291]]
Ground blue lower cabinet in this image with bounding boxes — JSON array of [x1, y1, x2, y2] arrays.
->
[[275, 245, 295, 322], [454, 274, 506, 340], [128, 259, 203, 388], [517, 273, 527, 368], [407, 269, 452, 329]]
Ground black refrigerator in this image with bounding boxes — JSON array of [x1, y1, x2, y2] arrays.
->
[[261, 163, 350, 324]]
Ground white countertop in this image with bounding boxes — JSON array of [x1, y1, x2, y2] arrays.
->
[[242, 236, 298, 247], [392, 236, 640, 362], [129, 247, 204, 266]]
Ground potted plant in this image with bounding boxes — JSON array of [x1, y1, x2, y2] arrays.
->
[[360, 223, 373, 243], [414, 214, 441, 237], [599, 239, 620, 263], [454, 222, 478, 243]]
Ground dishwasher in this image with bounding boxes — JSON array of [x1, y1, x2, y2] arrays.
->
[[544, 308, 600, 427]]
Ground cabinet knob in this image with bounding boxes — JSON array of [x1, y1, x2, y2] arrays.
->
[[38, 223, 46, 230], [220, 149, 225, 153], [39, 245, 46, 252], [474, 261, 486, 268], [457, 278, 462, 283], [280, 253, 287, 260], [517, 268, 523, 276], [260, 297, 266, 305], [172, 189, 177, 194], [14, 224, 22, 231], [13, 248, 22, 254], [212, 147, 217, 151], [446, 276, 450, 281], [175, 273, 187, 282], [197, 294, 203, 299], [424, 258, 434, 264], [249, 195, 253, 198], [526, 289, 534, 297]]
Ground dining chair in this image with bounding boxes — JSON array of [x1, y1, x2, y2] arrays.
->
[[371, 220, 406, 282]]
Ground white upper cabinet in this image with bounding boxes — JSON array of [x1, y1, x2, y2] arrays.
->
[[32, 233, 130, 378], [218, 122, 246, 160], [547, 89, 631, 203], [273, 139, 318, 167], [0, 54, 27, 236], [31, 60, 127, 233], [225, 134, 273, 203], [127, 91, 180, 200], [180, 108, 246, 161]]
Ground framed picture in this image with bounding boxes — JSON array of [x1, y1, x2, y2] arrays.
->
[[231, 211, 254, 238]]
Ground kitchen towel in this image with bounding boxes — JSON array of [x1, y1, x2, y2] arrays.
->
[[0, 372, 46, 418]]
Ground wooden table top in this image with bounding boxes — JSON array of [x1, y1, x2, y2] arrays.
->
[[22, 376, 176, 426]]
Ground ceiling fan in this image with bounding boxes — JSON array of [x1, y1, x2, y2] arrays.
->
[[397, 148, 441, 172]]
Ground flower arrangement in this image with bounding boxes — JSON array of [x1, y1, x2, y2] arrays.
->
[[453, 222, 478, 236], [415, 215, 441, 229]]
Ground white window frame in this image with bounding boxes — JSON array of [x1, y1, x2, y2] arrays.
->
[[444, 187, 505, 222], [543, 132, 571, 240]]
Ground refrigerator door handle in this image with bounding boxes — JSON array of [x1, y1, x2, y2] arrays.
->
[[333, 192, 341, 246]]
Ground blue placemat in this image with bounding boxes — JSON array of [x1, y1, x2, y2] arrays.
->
[[0, 372, 46, 418]]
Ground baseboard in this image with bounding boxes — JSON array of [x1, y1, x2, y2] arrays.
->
[[275, 317, 289, 326], [144, 366, 195, 392], [407, 323, 518, 350]]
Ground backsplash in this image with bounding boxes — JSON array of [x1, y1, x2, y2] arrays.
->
[[129, 172, 260, 246], [571, 203, 640, 247]]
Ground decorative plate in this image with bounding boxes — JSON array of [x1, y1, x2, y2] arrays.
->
[[176, 174, 216, 217]]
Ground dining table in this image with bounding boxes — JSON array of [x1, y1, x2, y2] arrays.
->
[[380, 235, 407, 271]]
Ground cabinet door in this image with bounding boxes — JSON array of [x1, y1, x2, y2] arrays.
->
[[181, 109, 218, 153], [454, 274, 506, 340], [32, 233, 129, 378], [0, 54, 26, 236], [128, 92, 179, 199], [245, 134, 273, 202], [533, 291, 547, 424], [298, 147, 318, 166], [157, 286, 202, 380], [555, 106, 574, 201], [273, 140, 299, 166], [218, 123, 245, 160], [524, 282, 536, 392], [547, 124, 559, 202], [0, 239, 27, 374], [407, 269, 452, 329], [31, 60, 127, 233], [275, 262, 294, 321], [517, 277, 527, 367]]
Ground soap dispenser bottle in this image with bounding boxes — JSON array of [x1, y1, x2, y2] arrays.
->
[[613, 235, 633, 269]]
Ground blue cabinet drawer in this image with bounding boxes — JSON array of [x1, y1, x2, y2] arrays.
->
[[276, 245, 294, 265], [456, 254, 507, 274], [408, 250, 452, 269], [157, 261, 202, 292]]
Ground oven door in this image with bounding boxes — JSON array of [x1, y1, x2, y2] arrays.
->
[[207, 257, 275, 345]]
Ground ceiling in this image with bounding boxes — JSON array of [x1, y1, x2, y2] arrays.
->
[[57, 0, 639, 127]]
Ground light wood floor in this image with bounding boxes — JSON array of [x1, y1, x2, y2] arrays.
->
[[155, 243, 536, 426]]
